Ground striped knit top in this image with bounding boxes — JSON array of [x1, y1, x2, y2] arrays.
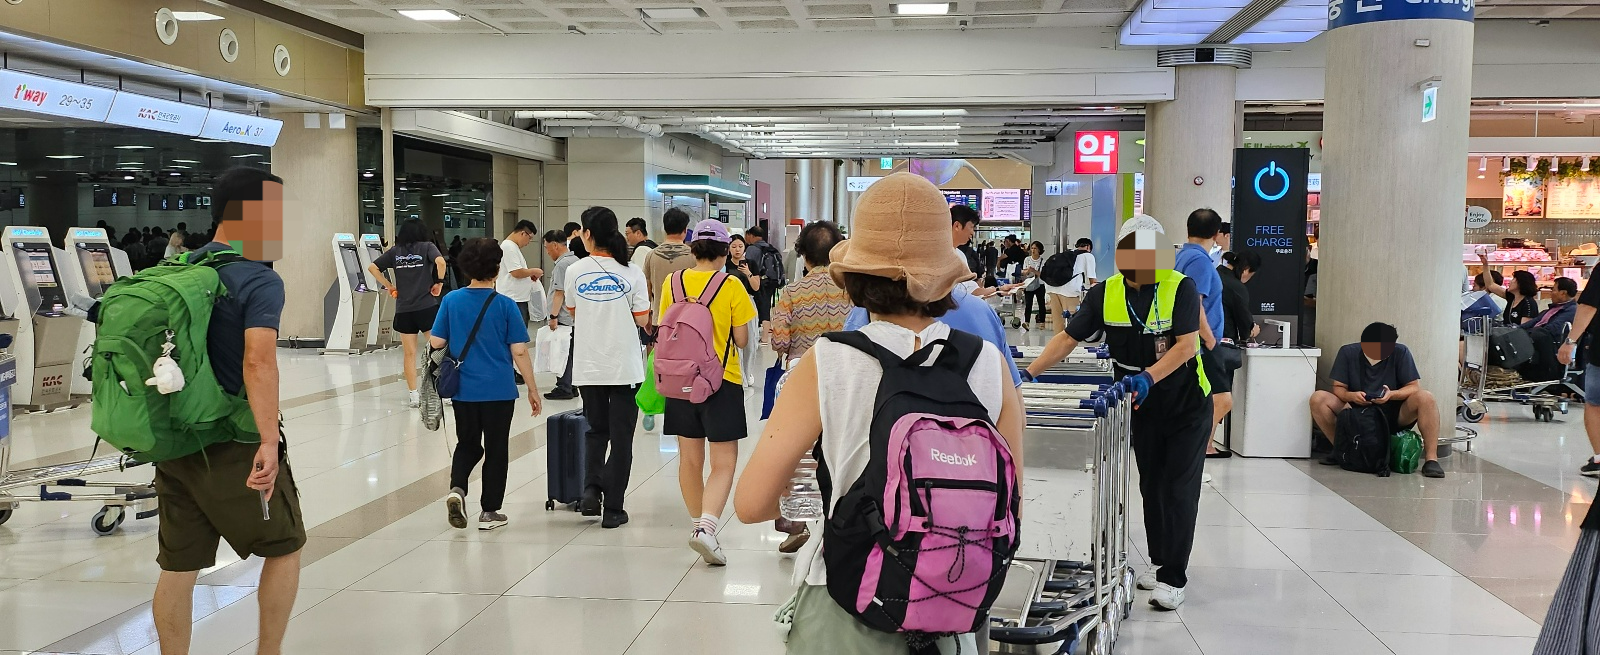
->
[[769, 268, 854, 360]]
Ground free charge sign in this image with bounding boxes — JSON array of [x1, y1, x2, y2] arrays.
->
[[1231, 147, 1310, 317]]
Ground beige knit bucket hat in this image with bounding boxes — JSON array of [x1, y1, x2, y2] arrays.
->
[[827, 172, 975, 303]]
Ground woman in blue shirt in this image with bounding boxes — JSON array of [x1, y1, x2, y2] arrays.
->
[[431, 238, 542, 531]]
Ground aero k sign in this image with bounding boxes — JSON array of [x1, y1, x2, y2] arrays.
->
[[1074, 131, 1118, 175], [199, 109, 283, 147]]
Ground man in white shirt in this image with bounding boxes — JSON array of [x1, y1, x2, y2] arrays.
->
[[496, 220, 544, 325], [1044, 238, 1098, 333]]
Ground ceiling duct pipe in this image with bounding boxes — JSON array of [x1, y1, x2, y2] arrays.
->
[[516, 110, 664, 137]]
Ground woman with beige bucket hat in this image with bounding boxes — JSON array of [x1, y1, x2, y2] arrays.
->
[[735, 172, 1026, 654]]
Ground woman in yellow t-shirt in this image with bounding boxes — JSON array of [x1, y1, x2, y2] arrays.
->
[[660, 219, 757, 567]]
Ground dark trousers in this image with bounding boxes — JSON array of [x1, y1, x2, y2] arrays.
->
[[1023, 286, 1047, 324], [449, 400, 516, 513], [755, 289, 775, 323], [1131, 395, 1213, 588], [580, 384, 639, 510], [555, 324, 576, 393]]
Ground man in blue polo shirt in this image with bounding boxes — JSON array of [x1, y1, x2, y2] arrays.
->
[[1175, 208, 1230, 456]]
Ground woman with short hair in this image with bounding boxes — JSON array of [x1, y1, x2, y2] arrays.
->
[[371, 218, 448, 407]]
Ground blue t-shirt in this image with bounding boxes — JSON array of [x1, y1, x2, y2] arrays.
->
[[189, 242, 284, 396], [1175, 243, 1224, 342], [845, 287, 1023, 386], [431, 287, 529, 402]]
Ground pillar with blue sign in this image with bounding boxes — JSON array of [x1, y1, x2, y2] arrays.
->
[[1318, 0, 1474, 431]]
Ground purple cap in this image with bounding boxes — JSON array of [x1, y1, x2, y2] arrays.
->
[[690, 219, 732, 244]]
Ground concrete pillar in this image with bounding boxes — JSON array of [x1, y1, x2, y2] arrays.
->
[[492, 154, 520, 236], [784, 160, 802, 223], [27, 172, 78, 246], [819, 159, 836, 224], [272, 113, 358, 340], [1144, 64, 1239, 236], [1319, 18, 1474, 431], [381, 108, 396, 245]]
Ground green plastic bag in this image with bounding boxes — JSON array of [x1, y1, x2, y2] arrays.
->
[[1390, 429, 1423, 474], [636, 353, 665, 416]]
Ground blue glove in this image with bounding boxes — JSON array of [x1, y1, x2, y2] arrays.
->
[[1125, 371, 1154, 407]]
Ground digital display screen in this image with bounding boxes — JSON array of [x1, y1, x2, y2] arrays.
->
[[117, 188, 137, 207], [12, 242, 66, 316], [339, 244, 368, 293], [75, 243, 116, 298], [93, 187, 113, 208]]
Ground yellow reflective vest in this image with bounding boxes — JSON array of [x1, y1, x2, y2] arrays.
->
[[1102, 270, 1211, 396]]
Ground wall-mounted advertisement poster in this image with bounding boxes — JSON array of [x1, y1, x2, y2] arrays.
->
[[1547, 178, 1600, 219], [1503, 178, 1545, 218], [981, 188, 1022, 221]]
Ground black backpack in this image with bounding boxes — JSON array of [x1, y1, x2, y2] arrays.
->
[[755, 243, 785, 288], [1039, 250, 1080, 287], [1334, 405, 1392, 477]]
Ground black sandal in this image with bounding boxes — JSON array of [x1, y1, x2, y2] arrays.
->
[[1205, 450, 1234, 459]]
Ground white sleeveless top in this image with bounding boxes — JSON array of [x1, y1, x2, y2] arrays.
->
[[795, 320, 1007, 587]]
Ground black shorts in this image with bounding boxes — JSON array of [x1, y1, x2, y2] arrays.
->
[[665, 381, 748, 442], [393, 306, 439, 335], [1201, 349, 1231, 394]]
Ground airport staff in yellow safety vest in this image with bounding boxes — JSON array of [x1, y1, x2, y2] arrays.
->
[[1022, 214, 1213, 612]]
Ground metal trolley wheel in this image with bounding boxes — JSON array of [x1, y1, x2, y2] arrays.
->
[[91, 506, 126, 536], [1458, 402, 1486, 423]]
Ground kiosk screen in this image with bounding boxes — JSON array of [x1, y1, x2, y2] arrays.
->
[[339, 243, 368, 293], [74, 243, 117, 298], [12, 242, 66, 316]]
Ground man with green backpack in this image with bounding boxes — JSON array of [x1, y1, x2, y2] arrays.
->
[[92, 167, 304, 655]]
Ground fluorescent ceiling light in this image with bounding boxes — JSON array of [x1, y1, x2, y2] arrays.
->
[[172, 159, 199, 164], [398, 9, 461, 21], [123, 175, 135, 180], [231, 153, 262, 158], [642, 7, 704, 19], [192, 138, 227, 143], [0, 162, 15, 166], [46, 155, 83, 159], [171, 11, 224, 21], [892, 3, 952, 14], [114, 145, 153, 150], [170, 172, 183, 176]]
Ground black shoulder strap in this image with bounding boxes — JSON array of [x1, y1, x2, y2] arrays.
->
[[456, 293, 497, 363], [823, 328, 984, 377], [822, 330, 901, 368]]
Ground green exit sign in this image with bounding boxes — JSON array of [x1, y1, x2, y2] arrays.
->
[[880, 158, 893, 170]]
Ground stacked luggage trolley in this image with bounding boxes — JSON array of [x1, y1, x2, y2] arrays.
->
[[1012, 345, 1114, 384], [987, 370, 1134, 654], [1459, 315, 1582, 426], [0, 354, 156, 535]]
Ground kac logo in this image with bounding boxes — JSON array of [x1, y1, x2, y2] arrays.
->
[[575, 271, 630, 301], [1253, 161, 1290, 202]]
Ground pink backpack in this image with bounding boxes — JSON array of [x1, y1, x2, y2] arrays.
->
[[654, 271, 733, 403]]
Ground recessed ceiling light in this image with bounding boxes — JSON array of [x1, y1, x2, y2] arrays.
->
[[123, 175, 135, 180], [172, 159, 200, 164], [171, 11, 225, 21], [641, 7, 705, 20], [170, 172, 183, 176], [0, 162, 16, 166], [46, 155, 83, 159], [114, 145, 153, 150], [192, 138, 227, 143], [892, 3, 952, 15], [231, 153, 262, 158], [362, 172, 374, 178], [398, 9, 461, 21]]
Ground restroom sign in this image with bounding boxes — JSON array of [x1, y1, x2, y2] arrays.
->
[[1074, 131, 1119, 175]]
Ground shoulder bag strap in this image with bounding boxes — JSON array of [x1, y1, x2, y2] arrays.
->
[[671, 270, 689, 305], [822, 330, 904, 369], [456, 293, 497, 364]]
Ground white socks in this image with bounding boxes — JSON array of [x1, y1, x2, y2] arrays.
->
[[696, 514, 720, 534]]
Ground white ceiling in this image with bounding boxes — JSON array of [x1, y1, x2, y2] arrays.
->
[[264, 0, 1141, 34], [1476, 0, 1600, 19]]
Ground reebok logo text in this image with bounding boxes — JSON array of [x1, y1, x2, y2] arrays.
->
[[931, 448, 977, 467]]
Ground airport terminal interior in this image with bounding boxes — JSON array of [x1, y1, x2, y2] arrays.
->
[[0, 0, 1598, 654]]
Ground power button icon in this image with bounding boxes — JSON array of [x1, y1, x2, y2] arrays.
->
[[1253, 161, 1290, 201]]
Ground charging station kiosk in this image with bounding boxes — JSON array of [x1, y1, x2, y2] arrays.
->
[[0, 227, 84, 410], [358, 233, 394, 351], [323, 233, 375, 354], [59, 227, 132, 397]]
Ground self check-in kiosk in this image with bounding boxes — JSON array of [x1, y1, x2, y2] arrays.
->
[[59, 228, 132, 397], [323, 233, 375, 354], [0, 226, 85, 410], [358, 233, 395, 351]]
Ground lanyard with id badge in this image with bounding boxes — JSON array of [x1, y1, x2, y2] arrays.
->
[[1126, 286, 1173, 361]]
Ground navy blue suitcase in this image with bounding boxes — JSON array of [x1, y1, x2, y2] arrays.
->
[[545, 409, 588, 510]]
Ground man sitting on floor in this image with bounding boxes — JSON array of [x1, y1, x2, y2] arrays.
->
[[1310, 322, 1446, 478]]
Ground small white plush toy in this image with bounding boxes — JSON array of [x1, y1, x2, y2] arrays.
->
[[145, 342, 186, 395]]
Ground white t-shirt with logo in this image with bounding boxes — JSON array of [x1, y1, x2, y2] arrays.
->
[[563, 255, 651, 387], [496, 239, 536, 303]]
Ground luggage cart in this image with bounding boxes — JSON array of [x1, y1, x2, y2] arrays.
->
[[1460, 316, 1582, 426], [0, 349, 157, 536], [1013, 345, 1115, 384], [1459, 315, 1490, 424], [987, 382, 1133, 655]]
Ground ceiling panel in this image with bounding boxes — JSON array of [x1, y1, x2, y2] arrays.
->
[[263, 0, 1143, 32]]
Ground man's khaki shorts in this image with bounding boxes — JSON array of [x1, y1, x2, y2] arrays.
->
[[154, 439, 306, 572]]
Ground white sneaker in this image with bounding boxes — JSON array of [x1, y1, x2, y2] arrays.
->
[[1149, 582, 1185, 610], [1136, 566, 1161, 590], [446, 488, 467, 529], [689, 529, 728, 566], [407, 390, 421, 408], [1202, 472, 1213, 484]]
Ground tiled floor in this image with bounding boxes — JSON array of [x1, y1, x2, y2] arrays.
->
[[0, 344, 1583, 654]]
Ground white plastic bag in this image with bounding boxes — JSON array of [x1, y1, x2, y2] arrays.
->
[[533, 325, 572, 375]]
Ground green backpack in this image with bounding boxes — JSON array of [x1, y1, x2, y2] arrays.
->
[[90, 249, 258, 462]]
